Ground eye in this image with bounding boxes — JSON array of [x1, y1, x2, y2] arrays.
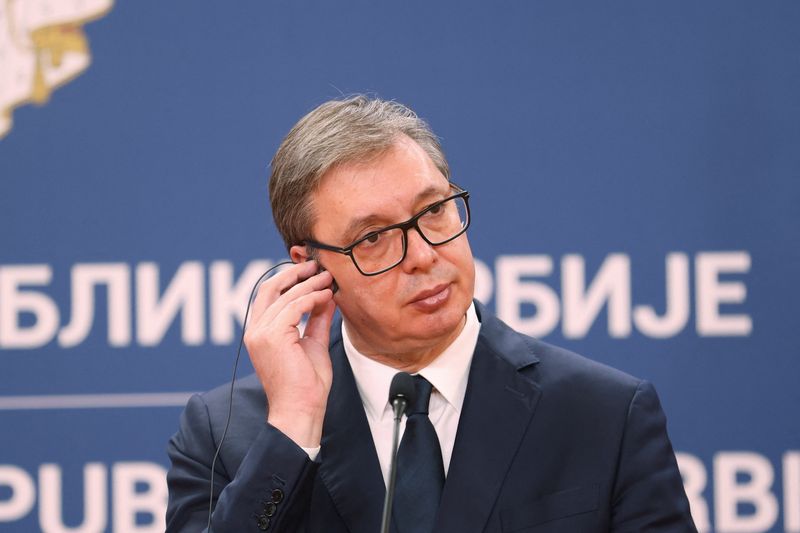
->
[[357, 230, 383, 247], [423, 201, 447, 218]]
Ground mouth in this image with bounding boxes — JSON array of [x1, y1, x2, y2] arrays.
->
[[408, 283, 451, 310]]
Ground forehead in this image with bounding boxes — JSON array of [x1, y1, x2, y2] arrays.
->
[[310, 137, 450, 240]]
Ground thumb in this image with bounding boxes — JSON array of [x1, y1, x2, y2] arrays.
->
[[304, 296, 336, 348]]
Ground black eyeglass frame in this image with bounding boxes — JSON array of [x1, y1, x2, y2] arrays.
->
[[303, 184, 471, 276]]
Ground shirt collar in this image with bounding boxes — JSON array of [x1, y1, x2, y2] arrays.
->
[[342, 302, 481, 421]]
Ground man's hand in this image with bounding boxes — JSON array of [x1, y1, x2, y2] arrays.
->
[[243, 260, 337, 448]]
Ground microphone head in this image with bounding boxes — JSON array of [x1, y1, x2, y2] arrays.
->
[[389, 372, 416, 408]]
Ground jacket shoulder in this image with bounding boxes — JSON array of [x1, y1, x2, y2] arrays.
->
[[476, 300, 642, 396], [529, 338, 642, 394]]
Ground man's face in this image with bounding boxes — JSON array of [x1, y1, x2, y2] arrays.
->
[[292, 135, 475, 364]]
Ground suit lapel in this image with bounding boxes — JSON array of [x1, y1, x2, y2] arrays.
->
[[435, 303, 542, 533], [318, 323, 386, 533]]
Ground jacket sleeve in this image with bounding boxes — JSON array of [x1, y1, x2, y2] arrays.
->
[[610, 380, 698, 532], [166, 393, 319, 532]]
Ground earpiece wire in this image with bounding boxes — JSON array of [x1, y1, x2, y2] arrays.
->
[[207, 260, 294, 532]]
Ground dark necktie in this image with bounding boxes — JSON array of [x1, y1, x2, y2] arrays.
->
[[392, 375, 445, 533]]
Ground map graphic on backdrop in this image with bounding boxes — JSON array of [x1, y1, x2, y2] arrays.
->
[[0, 0, 112, 139]]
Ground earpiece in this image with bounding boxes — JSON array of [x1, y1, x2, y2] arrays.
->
[[318, 265, 339, 294], [305, 258, 339, 294]]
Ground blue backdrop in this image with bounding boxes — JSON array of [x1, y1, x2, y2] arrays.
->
[[1, 1, 798, 532]]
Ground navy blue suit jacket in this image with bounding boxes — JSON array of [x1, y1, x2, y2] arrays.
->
[[166, 302, 696, 532]]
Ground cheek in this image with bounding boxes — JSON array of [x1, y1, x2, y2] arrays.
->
[[339, 276, 402, 322], [445, 242, 475, 283]]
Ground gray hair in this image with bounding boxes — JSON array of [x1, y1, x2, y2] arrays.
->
[[268, 95, 450, 251]]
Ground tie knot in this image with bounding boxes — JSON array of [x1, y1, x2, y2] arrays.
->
[[408, 375, 434, 415]]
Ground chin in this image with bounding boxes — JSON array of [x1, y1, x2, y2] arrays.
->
[[409, 297, 470, 336]]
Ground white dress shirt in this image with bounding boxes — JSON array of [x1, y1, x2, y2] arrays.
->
[[342, 303, 481, 486]]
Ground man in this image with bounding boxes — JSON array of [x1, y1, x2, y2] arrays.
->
[[166, 95, 697, 532]]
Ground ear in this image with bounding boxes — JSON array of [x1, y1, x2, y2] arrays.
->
[[290, 244, 310, 264]]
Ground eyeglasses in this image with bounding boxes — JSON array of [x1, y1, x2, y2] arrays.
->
[[304, 184, 471, 276]]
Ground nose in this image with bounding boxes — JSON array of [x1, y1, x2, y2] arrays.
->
[[401, 226, 437, 273]]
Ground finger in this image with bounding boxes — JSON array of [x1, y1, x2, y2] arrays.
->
[[259, 269, 333, 326], [273, 268, 332, 309], [246, 292, 327, 356], [304, 300, 337, 378], [272, 288, 334, 335], [250, 261, 318, 322], [247, 274, 332, 345]]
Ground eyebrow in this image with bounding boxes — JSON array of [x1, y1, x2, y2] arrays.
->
[[341, 184, 449, 242]]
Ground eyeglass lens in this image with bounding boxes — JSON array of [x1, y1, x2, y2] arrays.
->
[[351, 195, 469, 274]]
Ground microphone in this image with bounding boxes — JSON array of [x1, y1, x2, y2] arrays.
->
[[380, 372, 416, 533]]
